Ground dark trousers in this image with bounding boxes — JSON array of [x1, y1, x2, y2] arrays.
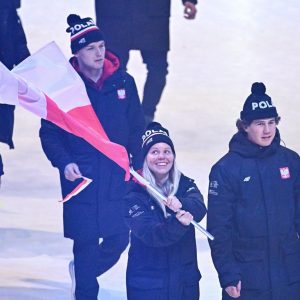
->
[[127, 284, 199, 300], [0, 104, 15, 149], [116, 49, 168, 121], [73, 233, 129, 300]]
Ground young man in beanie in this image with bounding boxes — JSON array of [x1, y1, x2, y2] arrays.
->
[[207, 82, 300, 299], [39, 14, 145, 300], [95, 0, 198, 125]]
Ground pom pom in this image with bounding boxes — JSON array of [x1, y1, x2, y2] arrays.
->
[[146, 122, 170, 136], [251, 82, 266, 95], [67, 14, 82, 26], [146, 121, 162, 130]]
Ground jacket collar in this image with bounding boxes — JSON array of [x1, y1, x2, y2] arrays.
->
[[229, 129, 281, 158]]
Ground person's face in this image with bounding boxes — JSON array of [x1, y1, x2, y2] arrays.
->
[[146, 143, 175, 179], [244, 118, 277, 147], [75, 40, 105, 71]]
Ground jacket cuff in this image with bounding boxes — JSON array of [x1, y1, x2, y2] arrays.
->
[[220, 274, 241, 289]]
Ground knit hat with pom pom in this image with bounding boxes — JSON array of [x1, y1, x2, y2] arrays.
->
[[240, 82, 278, 122], [141, 122, 176, 159], [66, 14, 104, 54]]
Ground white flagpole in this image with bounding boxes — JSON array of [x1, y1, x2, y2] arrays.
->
[[130, 168, 214, 240]]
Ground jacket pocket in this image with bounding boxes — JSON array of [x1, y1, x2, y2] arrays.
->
[[233, 249, 268, 290], [281, 238, 300, 283], [127, 274, 165, 289]]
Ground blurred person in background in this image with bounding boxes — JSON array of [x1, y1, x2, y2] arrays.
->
[[95, 0, 198, 125], [0, 0, 30, 187]]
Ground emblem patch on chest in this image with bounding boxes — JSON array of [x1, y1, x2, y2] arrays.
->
[[117, 89, 126, 100], [279, 167, 290, 179]]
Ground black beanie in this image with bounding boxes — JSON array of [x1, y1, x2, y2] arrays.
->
[[240, 82, 278, 122], [142, 122, 175, 159], [66, 14, 105, 54]]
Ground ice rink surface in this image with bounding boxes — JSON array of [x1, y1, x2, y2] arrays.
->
[[0, 0, 300, 299]]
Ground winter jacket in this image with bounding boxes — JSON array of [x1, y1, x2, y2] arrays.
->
[[95, 0, 197, 52], [0, 154, 3, 176], [39, 51, 145, 240], [207, 130, 300, 298], [125, 174, 206, 300], [0, 0, 30, 149]]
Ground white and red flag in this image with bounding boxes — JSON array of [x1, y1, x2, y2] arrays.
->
[[59, 176, 93, 203], [0, 42, 130, 200]]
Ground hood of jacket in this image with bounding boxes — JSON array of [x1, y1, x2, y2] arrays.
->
[[229, 129, 281, 159]]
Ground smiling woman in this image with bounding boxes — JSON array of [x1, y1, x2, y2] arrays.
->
[[124, 122, 207, 300], [145, 142, 175, 185]]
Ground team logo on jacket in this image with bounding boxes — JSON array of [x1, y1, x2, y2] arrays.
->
[[117, 89, 126, 100], [208, 180, 218, 196], [186, 187, 195, 193], [279, 167, 290, 179], [209, 181, 219, 189]]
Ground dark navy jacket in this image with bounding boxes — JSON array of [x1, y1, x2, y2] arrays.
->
[[95, 0, 197, 52], [207, 130, 300, 296], [39, 52, 145, 240], [125, 174, 206, 300]]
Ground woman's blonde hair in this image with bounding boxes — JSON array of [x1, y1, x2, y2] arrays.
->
[[142, 159, 181, 217]]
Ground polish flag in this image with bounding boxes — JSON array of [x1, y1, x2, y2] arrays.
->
[[0, 42, 130, 181], [59, 176, 93, 203]]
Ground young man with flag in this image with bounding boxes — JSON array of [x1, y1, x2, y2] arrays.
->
[[39, 14, 145, 300]]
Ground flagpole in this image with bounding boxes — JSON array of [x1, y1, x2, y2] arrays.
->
[[130, 168, 214, 241]]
